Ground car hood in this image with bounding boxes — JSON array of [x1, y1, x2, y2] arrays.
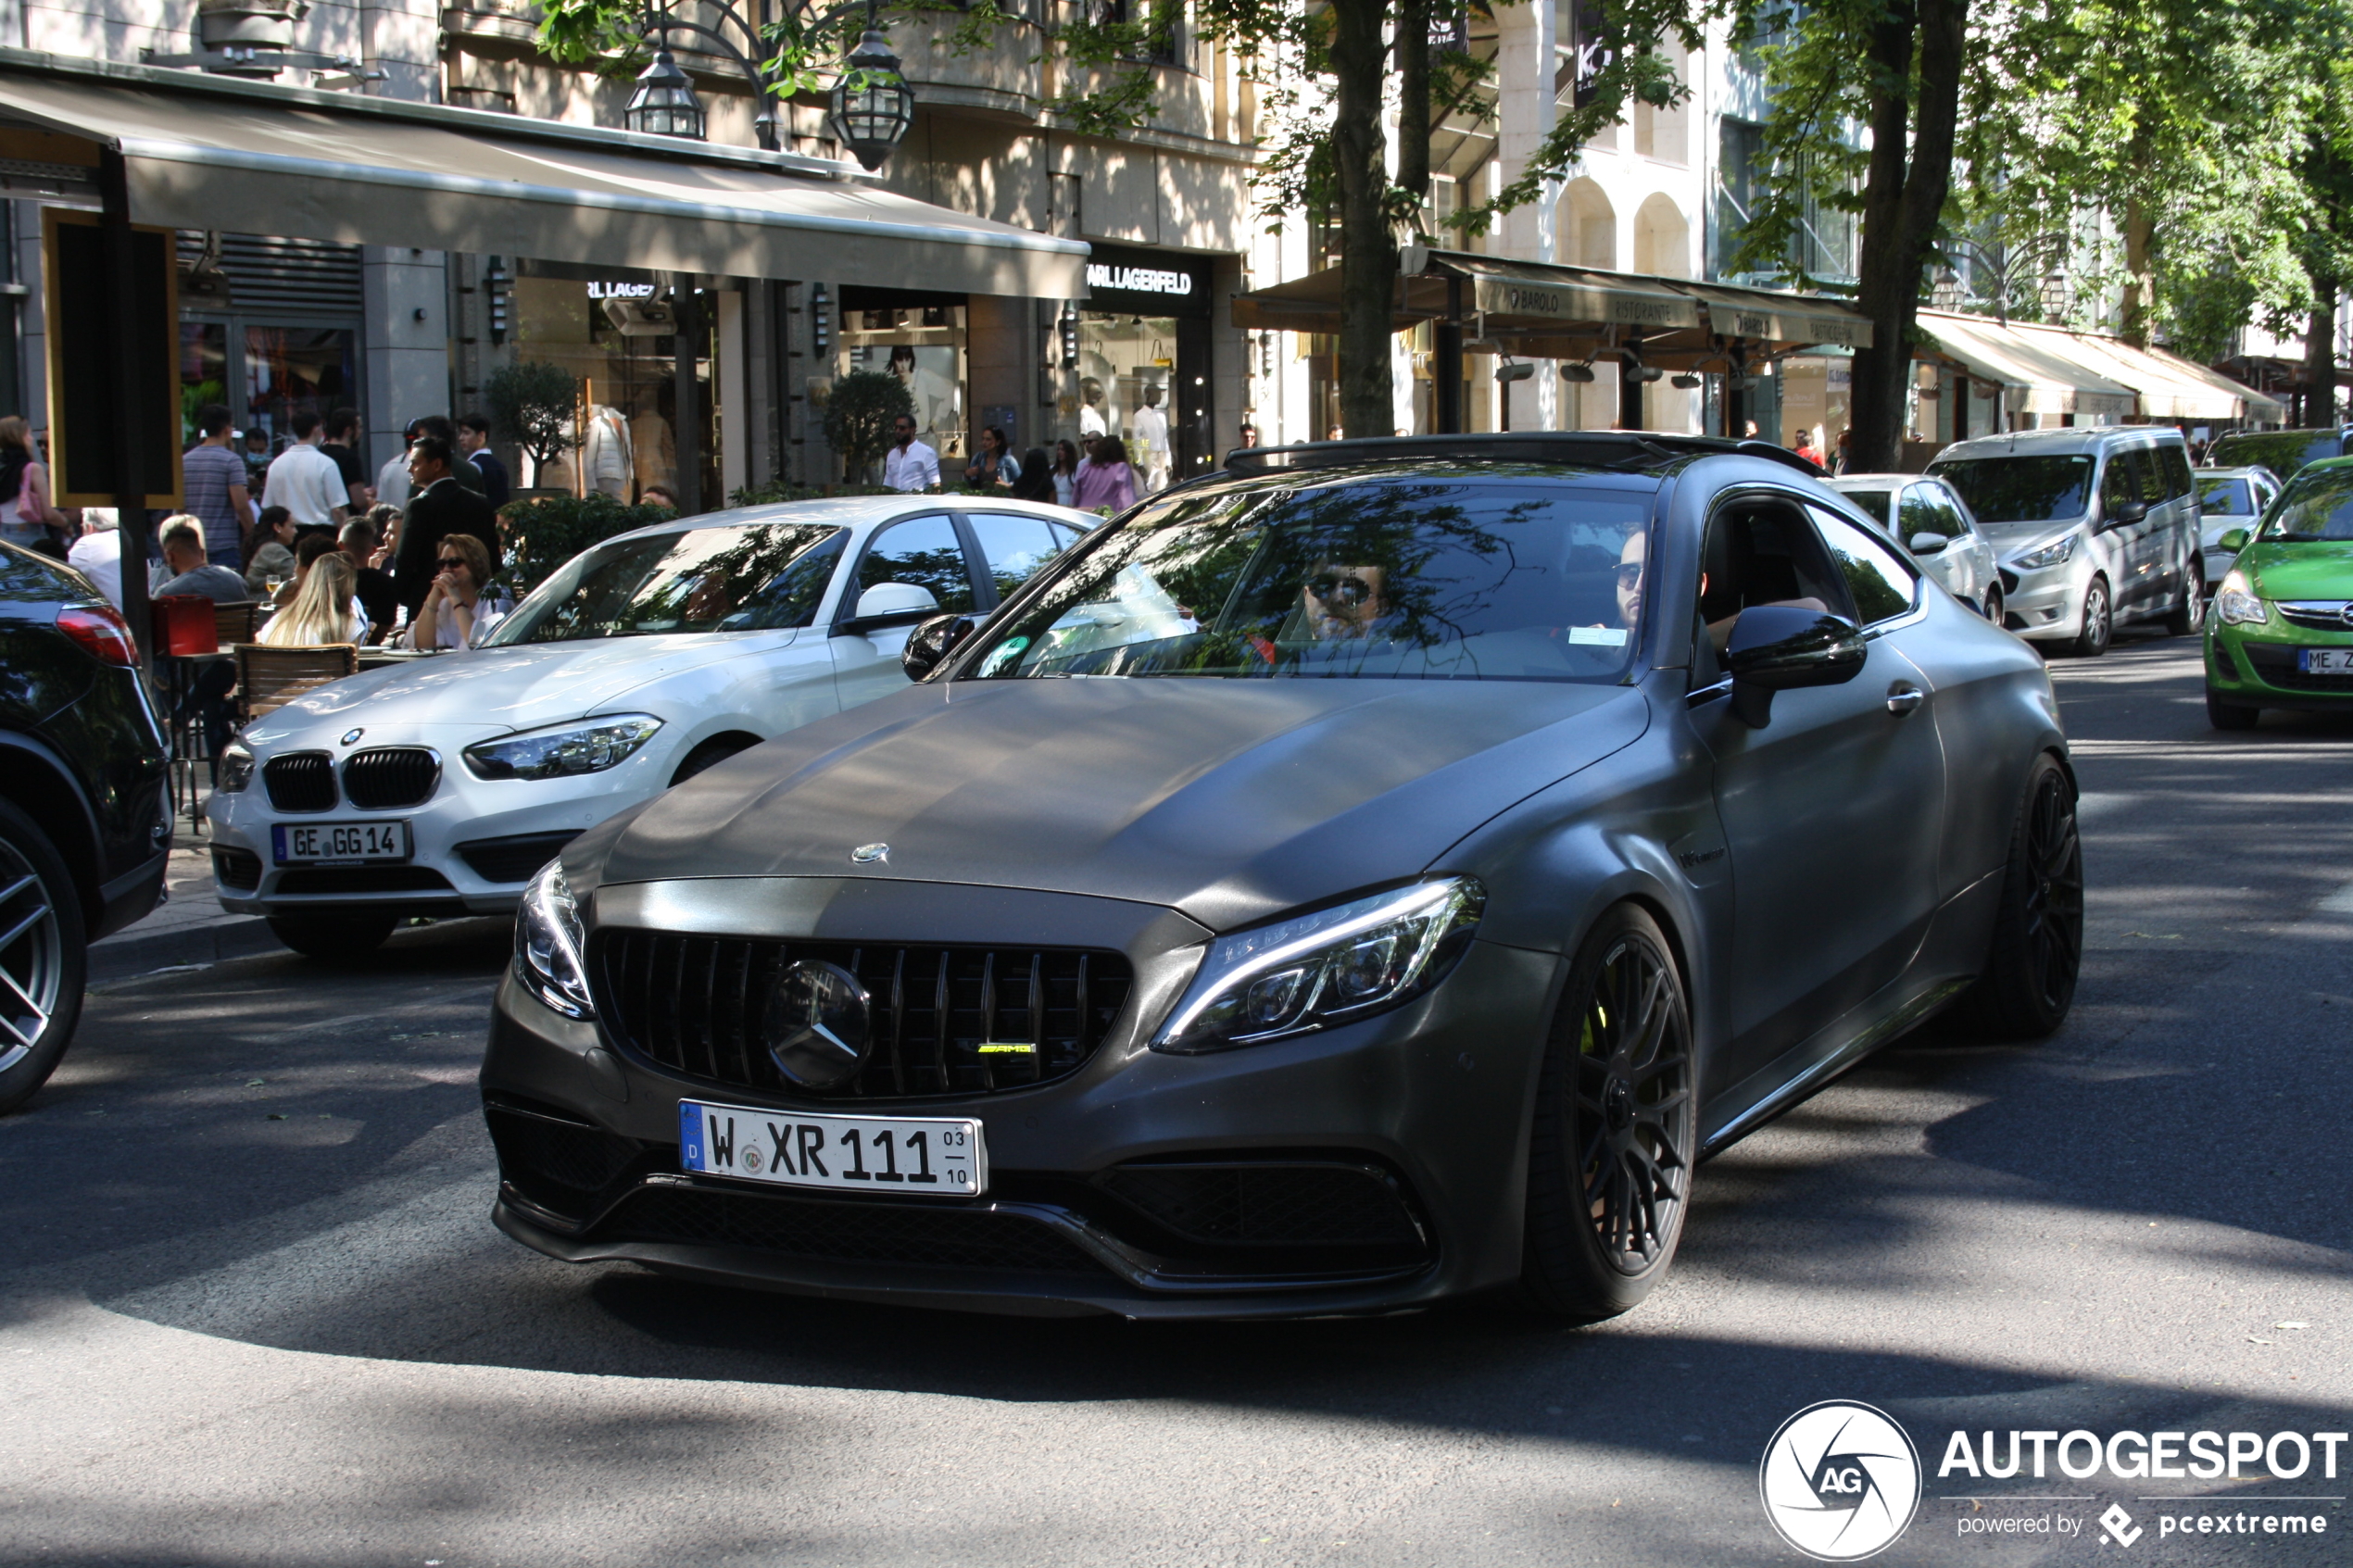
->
[[245, 632, 795, 746], [2241, 542, 2353, 601], [598, 677, 1650, 931], [1980, 516, 2088, 546]]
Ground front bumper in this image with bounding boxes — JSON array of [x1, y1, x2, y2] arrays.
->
[[1999, 552, 2094, 642], [481, 878, 1563, 1319], [2205, 621, 2353, 710]]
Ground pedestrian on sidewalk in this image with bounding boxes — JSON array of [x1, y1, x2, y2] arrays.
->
[[375, 420, 422, 509], [458, 413, 511, 508], [66, 509, 123, 610], [322, 408, 373, 514], [182, 405, 255, 569], [1051, 439, 1081, 508], [884, 415, 940, 493], [1009, 446, 1056, 503], [962, 426, 1019, 491], [395, 436, 500, 616], [0, 415, 68, 556], [263, 410, 350, 533], [1074, 434, 1137, 512]]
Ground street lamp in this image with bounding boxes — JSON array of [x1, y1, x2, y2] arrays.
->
[[1931, 267, 1965, 311], [1931, 234, 2071, 327], [625, 46, 706, 139], [828, 21, 913, 170], [2038, 269, 2072, 324]]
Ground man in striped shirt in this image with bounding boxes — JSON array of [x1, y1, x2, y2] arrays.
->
[[182, 404, 254, 568]]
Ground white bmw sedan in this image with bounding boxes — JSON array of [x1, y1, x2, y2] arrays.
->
[[206, 495, 1093, 959]]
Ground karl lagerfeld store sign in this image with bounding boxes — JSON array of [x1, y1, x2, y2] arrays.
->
[[1082, 245, 1213, 318]]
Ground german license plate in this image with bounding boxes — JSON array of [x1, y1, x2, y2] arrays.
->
[[271, 820, 409, 865], [2298, 647, 2353, 674], [679, 1098, 987, 1196]]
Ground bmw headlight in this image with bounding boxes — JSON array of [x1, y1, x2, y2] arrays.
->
[[2215, 570, 2270, 626], [2010, 534, 2077, 571], [515, 859, 595, 1019], [1153, 879, 1485, 1054], [215, 740, 254, 793], [463, 715, 662, 781]]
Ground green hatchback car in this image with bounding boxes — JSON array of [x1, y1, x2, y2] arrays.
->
[[2206, 456, 2353, 729]]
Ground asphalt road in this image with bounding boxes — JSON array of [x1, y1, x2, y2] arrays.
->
[[4, 630, 2349, 1568]]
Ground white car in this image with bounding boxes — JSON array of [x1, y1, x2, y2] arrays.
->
[[1823, 472, 2007, 622], [206, 495, 1094, 959], [2194, 465, 2281, 590]]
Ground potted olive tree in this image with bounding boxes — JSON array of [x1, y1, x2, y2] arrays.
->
[[823, 370, 916, 488], [484, 360, 582, 496]]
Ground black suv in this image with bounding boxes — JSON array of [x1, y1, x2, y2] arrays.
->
[[0, 541, 170, 1110]]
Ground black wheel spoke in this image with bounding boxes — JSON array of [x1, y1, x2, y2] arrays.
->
[[1562, 930, 1693, 1276]]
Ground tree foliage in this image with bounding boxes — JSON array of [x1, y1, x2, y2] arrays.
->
[[823, 370, 916, 484], [483, 361, 583, 475]]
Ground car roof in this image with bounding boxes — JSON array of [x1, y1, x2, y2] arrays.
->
[[1934, 426, 2184, 460], [1222, 430, 1826, 481], [2198, 466, 2271, 480], [590, 495, 1096, 552], [1824, 473, 1936, 487]]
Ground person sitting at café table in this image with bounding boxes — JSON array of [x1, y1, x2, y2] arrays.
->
[[407, 532, 502, 652], [244, 506, 297, 593], [258, 552, 363, 647], [155, 516, 250, 604]]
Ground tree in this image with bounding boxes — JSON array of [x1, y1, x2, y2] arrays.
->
[[823, 370, 915, 483], [483, 361, 583, 482]]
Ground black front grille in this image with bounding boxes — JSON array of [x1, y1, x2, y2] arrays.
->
[[2242, 641, 2353, 691], [456, 831, 580, 884], [211, 847, 261, 891], [2275, 603, 2353, 631], [342, 746, 440, 809], [275, 867, 456, 895], [592, 931, 1132, 1100], [596, 1184, 1104, 1273], [1098, 1160, 1427, 1248], [262, 751, 337, 811]]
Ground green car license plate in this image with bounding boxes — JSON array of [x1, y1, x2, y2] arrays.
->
[[2297, 648, 2353, 675]]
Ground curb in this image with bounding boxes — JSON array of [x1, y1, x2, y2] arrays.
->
[[89, 915, 282, 983]]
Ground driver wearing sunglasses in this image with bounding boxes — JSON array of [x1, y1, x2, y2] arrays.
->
[[1301, 562, 1390, 642]]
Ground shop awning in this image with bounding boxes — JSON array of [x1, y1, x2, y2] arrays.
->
[[1915, 310, 2138, 419], [1442, 255, 1701, 332], [1673, 281, 1873, 350], [0, 52, 1088, 298], [2038, 329, 2287, 422]]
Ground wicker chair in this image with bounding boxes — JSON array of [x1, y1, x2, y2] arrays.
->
[[233, 643, 359, 725]]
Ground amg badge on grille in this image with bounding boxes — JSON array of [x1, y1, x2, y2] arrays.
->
[[850, 843, 889, 864]]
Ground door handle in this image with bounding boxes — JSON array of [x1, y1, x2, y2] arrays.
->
[[1886, 683, 1924, 716]]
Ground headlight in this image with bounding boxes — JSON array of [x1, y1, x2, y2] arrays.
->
[[515, 859, 595, 1018], [2215, 570, 2270, 626], [215, 740, 254, 793], [2010, 535, 2077, 571], [463, 715, 662, 781], [1153, 878, 1485, 1054]]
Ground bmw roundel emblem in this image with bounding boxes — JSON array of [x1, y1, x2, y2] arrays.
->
[[341, 728, 365, 746]]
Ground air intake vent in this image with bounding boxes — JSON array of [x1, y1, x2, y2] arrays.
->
[[456, 832, 580, 884], [342, 746, 440, 809], [211, 846, 262, 890], [262, 751, 337, 811], [590, 932, 1133, 1100]]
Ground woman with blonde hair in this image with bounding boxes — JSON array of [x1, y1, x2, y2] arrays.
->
[[259, 552, 362, 646], [0, 415, 66, 555]]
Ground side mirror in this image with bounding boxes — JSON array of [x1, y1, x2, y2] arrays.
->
[[2105, 497, 2147, 529], [850, 581, 940, 627], [1906, 531, 1949, 555], [1725, 605, 1868, 729], [2218, 528, 2250, 553], [901, 612, 976, 681]]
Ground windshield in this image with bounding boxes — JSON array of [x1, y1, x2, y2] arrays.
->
[[1838, 489, 1894, 525], [2212, 431, 2347, 476], [962, 478, 1654, 684], [2259, 468, 2353, 543], [1928, 456, 2094, 526], [485, 523, 846, 646], [2198, 478, 2255, 515]]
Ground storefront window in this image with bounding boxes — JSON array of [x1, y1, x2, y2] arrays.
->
[[181, 321, 228, 446], [837, 296, 967, 470], [244, 325, 355, 452], [1060, 245, 1214, 494], [511, 269, 714, 503]]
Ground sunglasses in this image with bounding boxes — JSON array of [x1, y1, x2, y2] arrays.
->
[[1306, 574, 1375, 607], [1616, 562, 1644, 587], [436, 558, 469, 569]]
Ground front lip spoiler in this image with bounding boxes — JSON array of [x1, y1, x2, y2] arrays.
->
[[495, 1176, 1438, 1320]]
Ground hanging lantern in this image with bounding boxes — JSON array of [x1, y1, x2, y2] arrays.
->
[[1931, 267, 1964, 311], [829, 29, 913, 171], [625, 47, 705, 140], [2038, 268, 2071, 323]]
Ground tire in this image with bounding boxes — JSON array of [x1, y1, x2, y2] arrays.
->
[[0, 797, 88, 1114], [669, 734, 760, 788], [2164, 571, 2203, 636], [1957, 755, 2083, 1040], [1520, 903, 1696, 1323], [2070, 578, 2112, 658], [268, 911, 398, 961], [1982, 584, 2005, 625], [2206, 689, 2259, 731]]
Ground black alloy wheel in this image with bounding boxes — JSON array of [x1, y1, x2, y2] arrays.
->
[[1959, 754, 2084, 1039], [1521, 903, 1695, 1322], [2071, 578, 2112, 658], [1982, 584, 2005, 625], [0, 799, 87, 1113]]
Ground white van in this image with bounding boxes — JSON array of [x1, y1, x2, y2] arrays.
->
[[1926, 427, 2203, 657]]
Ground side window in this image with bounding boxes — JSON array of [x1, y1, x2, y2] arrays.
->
[[2158, 444, 2195, 499], [2099, 451, 2140, 514], [854, 514, 976, 616], [1899, 485, 1961, 539], [1808, 507, 1919, 626], [2136, 446, 2170, 506], [1929, 484, 1975, 536], [966, 513, 1071, 604], [1698, 497, 1857, 646]]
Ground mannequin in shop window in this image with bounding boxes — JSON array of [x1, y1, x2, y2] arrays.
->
[[583, 404, 632, 498], [631, 392, 675, 501], [1079, 378, 1108, 440], [1130, 383, 1171, 495]]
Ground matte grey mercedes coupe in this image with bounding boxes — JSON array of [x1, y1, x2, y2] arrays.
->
[[481, 433, 2082, 1323]]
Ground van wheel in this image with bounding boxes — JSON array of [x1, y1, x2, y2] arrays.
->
[[268, 912, 398, 961], [1957, 755, 2082, 1040], [1982, 584, 2005, 625], [0, 798, 87, 1114], [2070, 578, 2111, 658], [2163, 572, 2203, 635], [1519, 904, 1695, 1323]]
